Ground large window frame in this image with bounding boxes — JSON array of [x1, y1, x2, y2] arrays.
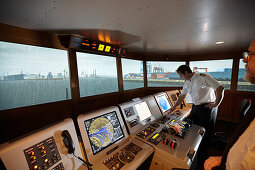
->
[[76, 51, 119, 98], [0, 39, 253, 111], [146, 61, 186, 87], [0, 41, 71, 111], [121, 58, 144, 91]]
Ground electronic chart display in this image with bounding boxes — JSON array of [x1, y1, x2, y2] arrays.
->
[[134, 102, 152, 122], [155, 93, 172, 113], [84, 111, 124, 155]]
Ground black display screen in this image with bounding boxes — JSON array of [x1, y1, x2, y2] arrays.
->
[[84, 111, 125, 155]]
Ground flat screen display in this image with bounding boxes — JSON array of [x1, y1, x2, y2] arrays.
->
[[155, 94, 171, 113], [124, 107, 135, 118], [134, 102, 152, 122], [84, 111, 124, 155]]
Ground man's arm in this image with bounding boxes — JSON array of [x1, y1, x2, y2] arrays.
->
[[204, 156, 222, 170], [205, 85, 224, 108], [169, 94, 187, 113]]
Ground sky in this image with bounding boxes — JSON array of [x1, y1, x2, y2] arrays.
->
[[190, 59, 234, 72], [0, 41, 68, 76], [0, 41, 247, 77]]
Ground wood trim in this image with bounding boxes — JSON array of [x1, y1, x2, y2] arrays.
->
[[68, 48, 80, 102], [124, 52, 144, 60], [116, 55, 124, 92], [230, 57, 240, 91], [143, 59, 148, 88], [0, 23, 65, 50], [187, 52, 242, 61]]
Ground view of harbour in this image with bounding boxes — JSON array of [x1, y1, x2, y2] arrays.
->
[[0, 76, 254, 111]]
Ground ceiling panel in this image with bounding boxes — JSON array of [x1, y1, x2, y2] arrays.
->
[[0, 0, 255, 55]]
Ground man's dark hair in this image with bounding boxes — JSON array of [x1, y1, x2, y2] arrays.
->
[[176, 65, 192, 74]]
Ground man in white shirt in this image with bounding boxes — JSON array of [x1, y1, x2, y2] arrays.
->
[[169, 64, 225, 167], [170, 65, 224, 137], [204, 39, 255, 170]]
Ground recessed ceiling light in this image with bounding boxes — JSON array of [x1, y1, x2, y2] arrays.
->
[[216, 41, 224, 44], [203, 23, 209, 32]]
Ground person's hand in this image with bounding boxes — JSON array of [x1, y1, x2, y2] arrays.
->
[[204, 102, 216, 109], [169, 107, 176, 114], [204, 156, 222, 170]]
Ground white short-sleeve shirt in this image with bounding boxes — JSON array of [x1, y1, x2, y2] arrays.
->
[[226, 118, 255, 170], [181, 73, 221, 105]]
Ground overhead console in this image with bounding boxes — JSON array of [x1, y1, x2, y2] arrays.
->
[[69, 35, 127, 56], [0, 119, 87, 170], [77, 106, 154, 170]]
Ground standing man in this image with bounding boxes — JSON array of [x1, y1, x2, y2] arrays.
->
[[204, 39, 255, 170], [169, 64, 225, 166], [169, 65, 224, 138]]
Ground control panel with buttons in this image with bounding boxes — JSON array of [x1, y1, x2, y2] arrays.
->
[[24, 137, 61, 170], [136, 127, 156, 139], [103, 142, 143, 170]]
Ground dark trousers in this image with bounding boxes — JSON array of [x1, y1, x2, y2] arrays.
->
[[188, 104, 218, 138], [188, 104, 218, 169]]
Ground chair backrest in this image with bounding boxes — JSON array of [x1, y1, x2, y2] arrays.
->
[[238, 99, 251, 120]]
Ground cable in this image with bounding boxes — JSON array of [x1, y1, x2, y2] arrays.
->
[[73, 153, 93, 170]]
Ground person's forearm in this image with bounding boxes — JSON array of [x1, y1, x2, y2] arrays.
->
[[172, 94, 186, 109], [214, 85, 224, 107]]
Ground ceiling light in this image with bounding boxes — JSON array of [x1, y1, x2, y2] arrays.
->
[[216, 41, 224, 44], [202, 23, 209, 32]]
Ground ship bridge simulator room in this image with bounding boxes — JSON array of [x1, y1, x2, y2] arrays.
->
[[0, 0, 255, 170]]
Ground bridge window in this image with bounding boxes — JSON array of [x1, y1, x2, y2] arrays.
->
[[122, 58, 144, 90], [147, 61, 185, 87], [190, 59, 233, 90], [0, 41, 71, 111], [237, 59, 255, 91], [77, 52, 118, 97]]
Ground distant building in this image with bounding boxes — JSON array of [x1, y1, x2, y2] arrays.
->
[[4, 74, 24, 81], [57, 73, 63, 78], [47, 72, 53, 79]]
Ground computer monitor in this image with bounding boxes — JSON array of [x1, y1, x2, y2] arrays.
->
[[84, 111, 125, 155], [155, 93, 172, 114], [134, 101, 152, 122]]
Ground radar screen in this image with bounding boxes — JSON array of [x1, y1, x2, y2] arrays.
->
[[84, 111, 125, 155], [155, 94, 171, 113]]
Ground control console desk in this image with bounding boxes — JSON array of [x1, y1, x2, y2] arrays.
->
[[0, 119, 87, 170], [77, 106, 154, 170], [119, 96, 204, 170], [137, 114, 205, 169]]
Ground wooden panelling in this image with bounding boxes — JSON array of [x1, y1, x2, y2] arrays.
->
[[230, 58, 240, 91], [187, 52, 242, 61], [0, 100, 72, 144], [0, 23, 65, 50], [116, 55, 124, 92], [76, 88, 146, 116]]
